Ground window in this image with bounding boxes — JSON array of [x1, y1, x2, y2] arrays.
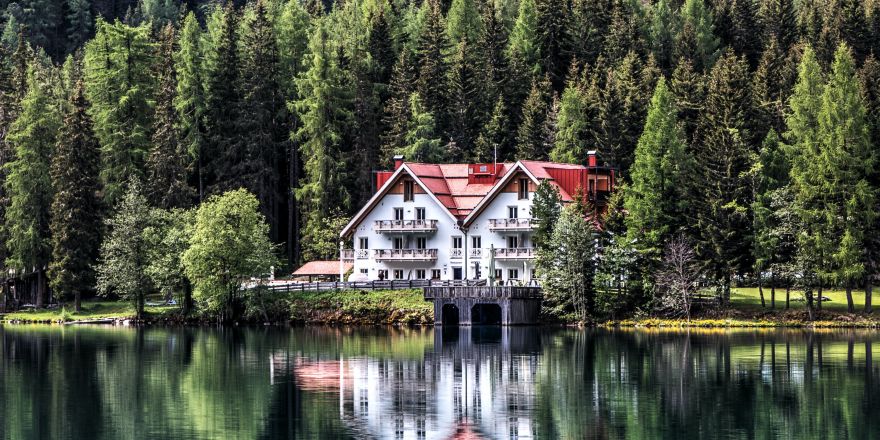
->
[[393, 269, 404, 280], [358, 237, 368, 249], [415, 207, 426, 220], [393, 237, 404, 249], [508, 269, 519, 280], [378, 269, 388, 280], [479, 165, 488, 172], [452, 236, 463, 249], [508, 206, 518, 219], [416, 237, 427, 249], [507, 235, 519, 248], [360, 269, 368, 274], [495, 269, 503, 280], [394, 207, 404, 220], [416, 269, 426, 279], [403, 180, 414, 201], [518, 178, 529, 199], [472, 236, 481, 249], [431, 269, 441, 279]]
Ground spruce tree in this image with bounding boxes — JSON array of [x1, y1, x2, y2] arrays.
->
[[4, 64, 59, 307], [174, 11, 206, 201], [381, 49, 418, 165], [66, 0, 93, 54], [515, 75, 551, 160], [752, 37, 797, 135], [602, 0, 648, 64], [532, 180, 561, 248], [402, 93, 443, 162], [415, 0, 451, 131], [147, 24, 193, 210], [473, 96, 510, 162], [757, 0, 798, 50], [675, 0, 720, 72], [752, 130, 790, 308], [670, 57, 705, 144], [49, 80, 101, 312], [446, 0, 483, 45], [535, 0, 569, 88], [648, 0, 678, 71], [446, 40, 482, 160], [551, 64, 593, 164], [566, 0, 613, 66], [598, 52, 648, 174], [83, 19, 155, 205], [476, 1, 508, 101]]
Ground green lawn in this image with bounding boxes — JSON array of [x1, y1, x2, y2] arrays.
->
[[730, 286, 871, 312], [1, 300, 178, 323], [289, 288, 433, 325]]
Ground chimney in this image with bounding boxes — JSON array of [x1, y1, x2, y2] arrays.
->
[[393, 154, 405, 170], [587, 150, 597, 167]]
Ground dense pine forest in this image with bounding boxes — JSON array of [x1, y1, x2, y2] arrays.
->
[[1, 0, 880, 320]]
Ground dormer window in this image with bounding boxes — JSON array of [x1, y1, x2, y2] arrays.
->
[[518, 178, 529, 200], [403, 180, 414, 201]]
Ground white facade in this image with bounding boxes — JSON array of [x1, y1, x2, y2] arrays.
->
[[343, 163, 541, 284]]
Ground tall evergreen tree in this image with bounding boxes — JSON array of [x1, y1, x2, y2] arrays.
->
[[598, 52, 649, 174], [649, 0, 678, 71], [174, 11, 206, 201], [446, 0, 483, 45], [535, 0, 568, 88], [675, 0, 720, 72], [752, 129, 790, 308], [146, 24, 192, 210], [4, 64, 59, 307], [401, 92, 443, 162], [381, 49, 418, 165], [473, 95, 511, 162], [66, 0, 93, 54], [752, 37, 797, 136], [83, 19, 155, 205], [757, 0, 798, 50], [446, 40, 482, 160], [566, 0, 613, 66], [49, 80, 101, 312], [670, 57, 705, 144], [415, 0, 450, 131], [515, 75, 551, 160], [551, 64, 593, 164]]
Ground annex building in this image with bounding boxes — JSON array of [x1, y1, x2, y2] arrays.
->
[[340, 153, 616, 284]]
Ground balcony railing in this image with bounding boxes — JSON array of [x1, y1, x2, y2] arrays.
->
[[373, 219, 439, 233], [355, 249, 369, 259], [374, 249, 439, 261], [470, 248, 483, 258], [450, 248, 463, 259], [341, 249, 354, 261], [493, 248, 536, 260], [488, 218, 536, 231]]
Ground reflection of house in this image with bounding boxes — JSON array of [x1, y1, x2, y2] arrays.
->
[[281, 328, 541, 439], [340, 154, 616, 284]]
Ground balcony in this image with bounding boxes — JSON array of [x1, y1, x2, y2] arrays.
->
[[341, 249, 354, 261], [488, 218, 536, 231], [374, 249, 438, 261], [470, 248, 482, 258], [373, 219, 438, 233], [493, 248, 536, 260], [451, 248, 463, 259]]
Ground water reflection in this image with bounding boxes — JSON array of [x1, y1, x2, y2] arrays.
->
[[2, 325, 880, 439]]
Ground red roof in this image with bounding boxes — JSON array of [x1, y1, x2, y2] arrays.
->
[[292, 261, 352, 276], [406, 163, 510, 218]]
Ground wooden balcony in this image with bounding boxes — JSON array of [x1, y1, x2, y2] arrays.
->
[[373, 248, 438, 261], [493, 248, 536, 260], [373, 219, 438, 233], [488, 218, 536, 231]]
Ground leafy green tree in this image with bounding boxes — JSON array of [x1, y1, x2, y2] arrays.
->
[[625, 77, 691, 260], [96, 178, 153, 319], [675, 0, 719, 72], [301, 211, 350, 262], [144, 208, 194, 315], [532, 180, 561, 248], [4, 64, 59, 307], [182, 189, 277, 321], [83, 19, 155, 205], [537, 203, 597, 322], [174, 11, 206, 200], [49, 80, 101, 312], [401, 92, 443, 162], [147, 24, 193, 210]]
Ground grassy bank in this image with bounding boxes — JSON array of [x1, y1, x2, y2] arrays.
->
[[1, 301, 178, 324], [289, 289, 433, 325]]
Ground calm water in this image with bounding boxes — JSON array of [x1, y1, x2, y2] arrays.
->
[[1, 325, 880, 439]]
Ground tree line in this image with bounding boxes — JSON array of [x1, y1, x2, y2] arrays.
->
[[1, 0, 880, 319]]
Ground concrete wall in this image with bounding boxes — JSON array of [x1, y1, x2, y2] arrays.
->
[[432, 297, 542, 325]]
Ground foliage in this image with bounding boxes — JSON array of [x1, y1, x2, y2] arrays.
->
[[537, 204, 596, 322], [301, 211, 350, 262]]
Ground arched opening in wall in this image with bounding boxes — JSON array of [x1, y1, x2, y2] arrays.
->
[[442, 303, 459, 326], [471, 303, 502, 325]]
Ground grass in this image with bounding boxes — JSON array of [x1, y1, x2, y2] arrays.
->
[[729, 286, 870, 312], [289, 288, 433, 325], [1, 300, 178, 323]]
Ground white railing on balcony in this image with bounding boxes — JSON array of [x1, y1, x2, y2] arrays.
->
[[341, 249, 354, 261], [470, 248, 483, 258], [493, 248, 536, 259], [488, 218, 536, 231], [374, 249, 439, 261], [373, 219, 439, 233], [355, 249, 369, 259], [450, 248, 463, 259]]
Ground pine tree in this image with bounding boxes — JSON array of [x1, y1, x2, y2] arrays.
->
[[625, 77, 691, 259], [473, 96, 510, 162], [566, 0, 613, 66], [757, 0, 798, 50], [598, 52, 648, 174], [174, 11, 206, 201], [551, 64, 593, 164], [415, 0, 451, 131], [66, 0, 93, 54], [446, 0, 483, 45], [83, 19, 155, 206], [675, 0, 720, 72], [538, 203, 597, 321], [402, 93, 443, 162], [17, 0, 63, 59], [726, 0, 762, 67], [202, 5, 239, 197], [535, 0, 569, 88], [752, 129, 790, 308], [48, 80, 101, 312], [476, 1, 508, 101], [516, 76, 551, 160], [602, 0, 648, 64], [860, 54, 880, 311], [532, 180, 561, 248], [147, 24, 193, 210], [446, 40, 482, 160], [670, 57, 705, 144], [4, 64, 60, 307], [817, 44, 875, 312], [506, 0, 541, 78], [692, 50, 756, 302], [649, 0, 678, 71], [752, 37, 797, 136], [294, 20, 353, 251], [381, 49, 418, 165]]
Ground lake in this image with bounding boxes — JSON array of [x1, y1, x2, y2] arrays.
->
[[1, 325, 879, 439]]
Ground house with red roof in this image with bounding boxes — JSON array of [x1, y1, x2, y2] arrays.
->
[[339, 153, 616, 283]]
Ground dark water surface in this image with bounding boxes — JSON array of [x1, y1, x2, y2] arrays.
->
[[1, 325, 879, 439]]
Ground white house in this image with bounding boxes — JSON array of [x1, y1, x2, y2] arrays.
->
[[340, 154, 615, 284]]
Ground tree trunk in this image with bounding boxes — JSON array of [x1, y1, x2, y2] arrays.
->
[[759, 284, 766, 308], [35, 270, 45, 308], [183, 280, 193, 317], [865, 281, 873, 313], [74, 290, 81, 312], [805, 287, 814, 321], [846, 283, 854, 313], [137, 293, 145, 320], [785, 285, 790, 309], [816, 285, 822, 311], [770, 284, 776, 310]]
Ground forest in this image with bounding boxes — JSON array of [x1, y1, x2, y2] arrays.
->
[[0, 0, 879, 320]]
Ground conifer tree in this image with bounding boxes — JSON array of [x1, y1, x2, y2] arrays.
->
[[598, 52, 648, 174], [83, 19, 155, 205], [752, 130, 790, 308], [535, 0, 569, 88], [566, 0, 613, 66], [860, 54, 880, 311], [516, 76, 551, 160], [381, 50, 418, 165], [675, 0, 719, 72], [649, 0, 678, 71], [402, 93, 443, 162], [4, 64, 60, 307], [49, 80, 101, 312], [415, 0, 450, 131], [551, 64, 593, 164], [670, 58, 705, 144], [532, 179, 561, 248], [476, 1, 508, 100], [147, 24, 193, 210], [757, 0, 798, 50], [174, 11, 206, 201], [66, 0, 93, 54], [446, 0, 483, 45], [446, 40, 482, 160], [625, 77, 691, 259], [752, 37, 796, 135], [506, 0, 541, 79], [602, 0, 648, 64], [473, 96, 510, 162]]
